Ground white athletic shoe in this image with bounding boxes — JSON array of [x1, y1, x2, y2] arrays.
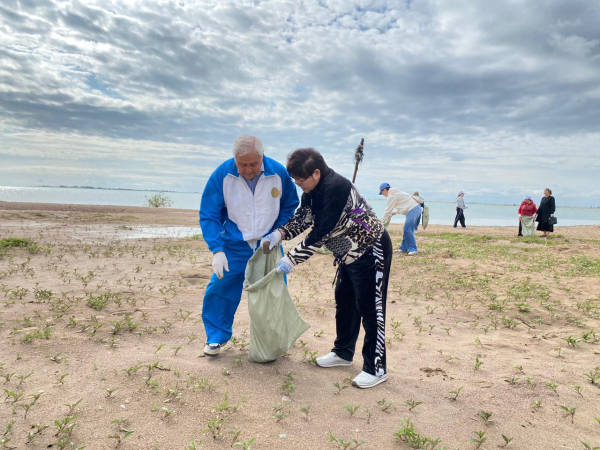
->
[[351, 371, 388, 389], [204, 343, 221, 357], [407, 251, 417, 256], [316, 352, 352, 368]]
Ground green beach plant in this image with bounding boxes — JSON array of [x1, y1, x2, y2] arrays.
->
[[471, 431, 487, 449], [560, 405, 577, 423], [405, 399, 423, 411], [328, 431, 366, 450], [300, 404, 312, 421], [345, 405, 360, 417]]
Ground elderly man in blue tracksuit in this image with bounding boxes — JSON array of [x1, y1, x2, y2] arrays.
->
[[199, 135, 299, 356]]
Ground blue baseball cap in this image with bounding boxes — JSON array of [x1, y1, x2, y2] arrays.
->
[[379, 182, 391, 195]]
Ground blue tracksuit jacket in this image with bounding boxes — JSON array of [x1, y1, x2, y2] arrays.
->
[[199, 155, 299, 344]]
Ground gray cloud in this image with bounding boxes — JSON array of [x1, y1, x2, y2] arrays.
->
[[0, 0, 599, 205]]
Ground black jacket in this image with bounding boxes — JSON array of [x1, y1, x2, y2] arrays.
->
[[536, 195, 555, 224], [280, 168, 384, 266]]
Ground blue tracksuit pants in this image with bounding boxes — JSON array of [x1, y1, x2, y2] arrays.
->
[[202, 243, 284, 345], [202, 245, 251, 345]]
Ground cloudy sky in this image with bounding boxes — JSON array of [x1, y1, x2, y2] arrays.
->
[[1, 0, 599, 205]]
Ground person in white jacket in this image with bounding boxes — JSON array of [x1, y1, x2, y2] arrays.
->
[[379, 183, 422, 255]]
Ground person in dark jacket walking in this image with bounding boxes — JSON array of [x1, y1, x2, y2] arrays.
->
[[262, 148, 393, 389], [536, 188, 556, 237], [453, 191, 467, 228]]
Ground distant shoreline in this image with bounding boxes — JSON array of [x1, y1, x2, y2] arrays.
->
[[1, 185, 597, 209], [1, 201, 600, 227], [33, 185, 200, 194], [420, 200, 600, 209]]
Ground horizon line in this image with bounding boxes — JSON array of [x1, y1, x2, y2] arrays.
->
[[1, 185, 598, 209]]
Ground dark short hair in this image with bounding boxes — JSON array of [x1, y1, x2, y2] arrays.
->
[[286, 148, 329, 179], [545, 188, 553, 195]]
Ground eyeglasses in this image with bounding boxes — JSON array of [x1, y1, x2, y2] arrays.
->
[[293, 171, 316, 186]]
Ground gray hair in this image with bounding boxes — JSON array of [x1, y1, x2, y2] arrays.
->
[[232, 135, 264, 157]]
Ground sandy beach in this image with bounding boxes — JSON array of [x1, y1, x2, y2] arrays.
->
[[0, 202, 599, 450]]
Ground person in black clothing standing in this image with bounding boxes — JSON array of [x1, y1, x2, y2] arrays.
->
[[536, 188, 556, 237], [262, 148, 393, 389], [453, 191, 467, 228]]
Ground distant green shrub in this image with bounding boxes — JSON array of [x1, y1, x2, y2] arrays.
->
[[144, 192, 174, 208]]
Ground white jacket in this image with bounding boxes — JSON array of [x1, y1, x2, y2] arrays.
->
[[200, 156, 299, 253], [381, 188, 420, 223]]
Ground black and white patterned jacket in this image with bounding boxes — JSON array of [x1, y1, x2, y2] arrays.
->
[[279, 168, 384, 267]]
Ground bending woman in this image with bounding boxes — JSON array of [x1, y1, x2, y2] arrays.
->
[[518, 195, 537, 237], [262, 148, 393, 389]]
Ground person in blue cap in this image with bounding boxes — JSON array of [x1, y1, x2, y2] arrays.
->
[[199, 135, 299, 356], [379, 182, 422, 255]]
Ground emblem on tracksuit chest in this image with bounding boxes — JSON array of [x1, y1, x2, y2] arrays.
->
[[271, 187, 279, 198]]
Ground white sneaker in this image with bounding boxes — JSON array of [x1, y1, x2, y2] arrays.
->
[[352, 371, 388, 389], [204, 343, 221, 357], [407, 251, 417, 256], [316, 352, 352, 368]]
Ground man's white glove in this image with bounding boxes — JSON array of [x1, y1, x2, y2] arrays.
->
[[212, 251, 229, 279], [550, 214, 555, 218], [277, 255, 294, 274], [261, 229, 282, 251]]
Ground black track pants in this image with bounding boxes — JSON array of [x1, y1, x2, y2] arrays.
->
[[332, 230, 393, 376], [453, 208, 466, 228]]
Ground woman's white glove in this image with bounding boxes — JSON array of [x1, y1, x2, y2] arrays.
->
[[277, 255, 294, 274], [261, 229, 282, 251], [212, 252, 229, 279]]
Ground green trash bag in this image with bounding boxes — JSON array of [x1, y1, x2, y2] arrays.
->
[[243, 248, 310, 363], [422, 204, 430, 230]]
